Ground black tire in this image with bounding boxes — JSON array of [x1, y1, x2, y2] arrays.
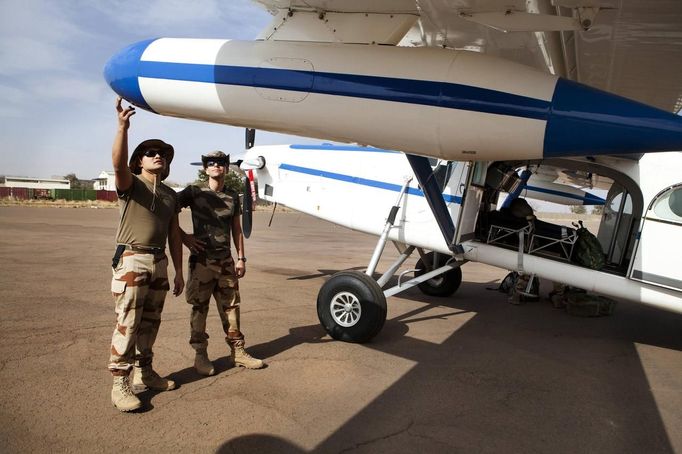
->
[[415, 252, 462, 297], [317, 271, 387, 343]]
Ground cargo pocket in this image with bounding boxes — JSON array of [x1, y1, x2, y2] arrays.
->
[[111, 279, 127, 297]]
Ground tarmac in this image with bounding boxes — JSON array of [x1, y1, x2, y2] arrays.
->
[[0, 206, 681, 453]]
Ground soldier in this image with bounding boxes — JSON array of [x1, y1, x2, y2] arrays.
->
[[178, 150, 264, 376], [108, 97, 185, 412]]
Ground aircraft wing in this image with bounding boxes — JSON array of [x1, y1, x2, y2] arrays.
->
[[104, 1, 682, 161], [254, 0, 682, 114]]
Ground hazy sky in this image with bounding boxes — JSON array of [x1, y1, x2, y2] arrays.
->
[[0, 0, 321, 185]]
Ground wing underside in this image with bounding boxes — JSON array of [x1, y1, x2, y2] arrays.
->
[[254, 0, 682, 114]]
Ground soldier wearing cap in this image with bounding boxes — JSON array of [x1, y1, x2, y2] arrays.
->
[[108, 97, 185, 412], [177, 150, 264, 376]]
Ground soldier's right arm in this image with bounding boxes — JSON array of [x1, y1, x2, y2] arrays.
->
[[112, 96, 135, 193], [176, 186, 193, 210]]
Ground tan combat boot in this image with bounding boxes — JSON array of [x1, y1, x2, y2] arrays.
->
[[230, 345, 264, 369], [132, 365, 176, 391], [194, 349, 215, 376], [111, 375, 142, 412]]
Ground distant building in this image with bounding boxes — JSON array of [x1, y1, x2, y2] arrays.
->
[[94, 171, 116, 191], [93, 171, 185, 192], [0, 176, 70, 190]]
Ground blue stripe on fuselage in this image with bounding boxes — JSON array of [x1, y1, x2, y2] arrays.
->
[[279, 163, 462, 204], [138, 61, 551, 121], [289, 144, 399, 153]]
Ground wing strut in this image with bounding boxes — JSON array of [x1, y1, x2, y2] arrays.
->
[[405, 154, 463, 254]]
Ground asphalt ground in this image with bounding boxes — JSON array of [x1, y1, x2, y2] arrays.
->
[[0, 206, 681, 453]]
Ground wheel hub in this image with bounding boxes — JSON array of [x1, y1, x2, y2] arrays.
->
[[330, 291, 362, 327]]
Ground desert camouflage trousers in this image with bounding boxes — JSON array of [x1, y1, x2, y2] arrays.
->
[[186, 255, 243, 350], [108, 251, 170, 372]]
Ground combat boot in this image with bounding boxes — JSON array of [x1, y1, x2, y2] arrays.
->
[[230, 345, 264, 369], [111, 375, 142, 412], [132, 365, 176, 391], [194, 349, 215, 376]]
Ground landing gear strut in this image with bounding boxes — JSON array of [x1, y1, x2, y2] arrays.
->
[[316, 174, 466, 343]]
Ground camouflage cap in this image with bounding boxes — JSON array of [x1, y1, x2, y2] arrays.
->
[[129, 139, 174, 180], [201, 150, 230, 167]]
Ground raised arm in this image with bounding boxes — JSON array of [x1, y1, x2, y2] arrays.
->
[[112, 96, 135, 193]]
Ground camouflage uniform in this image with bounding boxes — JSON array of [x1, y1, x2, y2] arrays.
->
[[109, 250, 170, 372], [178, 184, 246, 350], [108, 174, 177, 374]]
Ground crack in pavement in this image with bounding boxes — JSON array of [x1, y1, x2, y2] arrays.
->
[[2, 340, 78, 364], [160, 370, 242, 406], [337, 419, 415, 453], [158, 369, 300, 424], [2, 322, 112, 340]]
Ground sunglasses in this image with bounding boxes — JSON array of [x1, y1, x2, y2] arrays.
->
[[206, 160, 227, 167], [143, 149, 170, 159]]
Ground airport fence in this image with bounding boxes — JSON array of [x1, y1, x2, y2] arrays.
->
[[0, 187, 117, 201]]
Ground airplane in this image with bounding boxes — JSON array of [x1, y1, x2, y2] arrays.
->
[[103, 0, 682, 342], [239, 143, 681, 341]]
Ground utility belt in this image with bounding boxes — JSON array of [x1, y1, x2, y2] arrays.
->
[[112, 244, 165, 269]]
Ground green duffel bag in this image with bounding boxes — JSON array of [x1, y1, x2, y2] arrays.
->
[[572, 220, 606, 270], [565, 292, 617, 317]]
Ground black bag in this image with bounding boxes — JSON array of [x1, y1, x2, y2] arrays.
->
[[572, 221, 606, 270]]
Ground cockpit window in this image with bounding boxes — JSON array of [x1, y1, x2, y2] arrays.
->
[[652, 186, 682, 222]]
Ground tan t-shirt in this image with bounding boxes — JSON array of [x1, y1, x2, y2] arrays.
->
[[115, 175, 177, 249]]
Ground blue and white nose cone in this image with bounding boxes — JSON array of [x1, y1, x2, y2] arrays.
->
[[103, 38, 157, 112], [104, 38, 682, 160]]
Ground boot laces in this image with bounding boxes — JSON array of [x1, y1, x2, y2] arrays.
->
[[235, 347, 253, 359], [118, 376, 135, 397]]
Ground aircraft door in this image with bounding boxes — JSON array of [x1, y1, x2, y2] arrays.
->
[[456, 161, 486, 243], [597, 184, 634, 267], [629, 184, 682, 291]]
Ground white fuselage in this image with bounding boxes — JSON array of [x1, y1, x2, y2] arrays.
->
[[245, 145, 682, 313]]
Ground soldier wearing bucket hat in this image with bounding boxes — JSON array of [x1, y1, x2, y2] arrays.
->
[[107, 97, 185, 412], [177, 150, 264, 376]]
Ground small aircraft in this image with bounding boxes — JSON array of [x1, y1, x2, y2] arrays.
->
[[103, 0, 682, 341], [239, 142, 681, 341]]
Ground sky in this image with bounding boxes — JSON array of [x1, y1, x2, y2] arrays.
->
[[0, 0, 322, 185]]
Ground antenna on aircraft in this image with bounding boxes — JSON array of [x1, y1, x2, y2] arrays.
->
[[245, 128, 256, 150]]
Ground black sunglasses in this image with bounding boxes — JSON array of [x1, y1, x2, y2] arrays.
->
[[143, 149, 169, 158], [206, 160, 227, 167]]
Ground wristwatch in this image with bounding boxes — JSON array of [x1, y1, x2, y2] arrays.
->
[[237, 257, 247, 263]]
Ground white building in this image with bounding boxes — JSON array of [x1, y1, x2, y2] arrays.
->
[[0, 176, 70, 189], [94, 171, 116, 191]]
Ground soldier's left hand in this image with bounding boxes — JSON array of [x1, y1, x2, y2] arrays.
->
[[173, 274, 185, 296], [235, 260, 246, 278]]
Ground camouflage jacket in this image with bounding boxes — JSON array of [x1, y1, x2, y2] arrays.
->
[[177, 183, 241, 259]]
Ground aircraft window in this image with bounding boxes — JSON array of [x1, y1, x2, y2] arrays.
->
[[470, 161, 487, 187], [609, 192, 632, 215], [430, 160, 457, 190], [653, 186, 682, 222]]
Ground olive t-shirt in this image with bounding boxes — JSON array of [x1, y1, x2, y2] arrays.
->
[[116, 175, 177, 249]]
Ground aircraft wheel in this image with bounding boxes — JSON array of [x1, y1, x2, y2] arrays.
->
[[415, 252, 462, 297], [317, 271, 387, 343]]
